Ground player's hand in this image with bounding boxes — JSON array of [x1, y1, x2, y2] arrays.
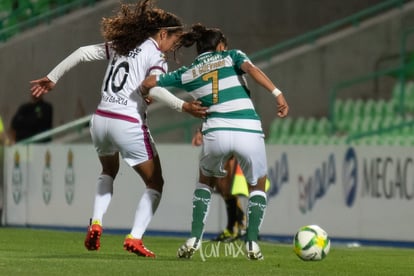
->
[[137, 85, 154, 105], [139, 75, 157, 96], [138, 84, 150, 97], [144, 96, 153, 105], [182, 101, 208, 119], [30, 77, 55, 98], [276, 94, 289, 118], [192, 128, 203, 146]]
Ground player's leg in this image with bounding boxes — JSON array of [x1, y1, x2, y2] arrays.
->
[[123, 155, 164, 258], [84, 153, 120, 251], [191, 172, 216, 239], [234, 193, 246, 239], [178, 131, 231, 258], [213, 156, 245, 242], [177, 170, 216, 258], [236, 132, 268, 260], [131, 155, 164, 238], [85, 115, 120, 251], [105, 119, 161, 257], [245, 176, 267, 260], [93, 154, 119, 221], [224, 159, 246, 239]]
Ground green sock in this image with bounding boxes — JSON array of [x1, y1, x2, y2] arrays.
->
[[246, 194, 267, 241], [191, 188, 211, 239]]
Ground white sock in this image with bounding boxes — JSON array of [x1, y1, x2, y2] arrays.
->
[[130, 188, 162, 239], [92, 174, 114, 224]]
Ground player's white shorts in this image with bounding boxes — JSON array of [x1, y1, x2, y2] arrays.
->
[[200, 130, 267, 185], [90, 112, 157, 167]]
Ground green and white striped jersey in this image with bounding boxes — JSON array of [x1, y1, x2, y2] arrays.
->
[[157, 49, 263, 134]]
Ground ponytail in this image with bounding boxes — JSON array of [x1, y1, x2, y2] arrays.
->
[[177, 23, 227, 55]]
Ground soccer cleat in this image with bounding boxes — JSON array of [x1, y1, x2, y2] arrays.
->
[[123, 234, 156, 258], [212, 228, 237, 242], [246, 241, 264, 260], [213, 220, 246, 242], [84, 219, 103, 251], [177, 237, 201, 259]]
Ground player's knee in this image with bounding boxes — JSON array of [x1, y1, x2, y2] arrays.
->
[[145, 175, 164, 192]]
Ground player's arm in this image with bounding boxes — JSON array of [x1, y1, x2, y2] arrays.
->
[[141, 62, 167, 105], [139, 70, 207, 117], [30, 43, 109, 97], [241, 61, 289, 118], [140, 68, 183, 95], [139, 75, 158, 95], [145, 86, 207, 118]]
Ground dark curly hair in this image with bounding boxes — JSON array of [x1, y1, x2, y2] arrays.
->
[[101, 0, 184, 56], [178, 23, 227, 54]]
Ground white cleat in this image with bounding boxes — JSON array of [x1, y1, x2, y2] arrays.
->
[[246, 241, 264, 260], [177, 237, 201, 259]]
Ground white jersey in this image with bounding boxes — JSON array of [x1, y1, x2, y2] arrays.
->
[[97, 39, 167, 123], [47, 39, 168, 165], [47, 38, 167, 124]]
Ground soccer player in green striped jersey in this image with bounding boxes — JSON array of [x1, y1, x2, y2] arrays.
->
[[141, 23, 288, 260]]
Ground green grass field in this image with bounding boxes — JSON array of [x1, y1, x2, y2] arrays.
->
[[0, 227, 413, 275]]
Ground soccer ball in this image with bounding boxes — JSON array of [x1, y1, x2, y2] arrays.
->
[[293, 224, 330, 261]]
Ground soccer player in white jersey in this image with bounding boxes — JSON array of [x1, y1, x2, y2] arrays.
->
[[30, 0, 206, 258], [141, 23, 289, 260]]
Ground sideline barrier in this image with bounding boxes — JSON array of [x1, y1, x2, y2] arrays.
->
[[3, 144, 414, 247]]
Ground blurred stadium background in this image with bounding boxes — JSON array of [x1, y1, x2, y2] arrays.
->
[[1, 0, 414, 244], [1, 0, 413, 144]]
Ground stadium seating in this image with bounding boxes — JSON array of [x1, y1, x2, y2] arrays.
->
[[391, 81, 414, 113], [0, 0, 100, 41], [267, 80, 414, 146]]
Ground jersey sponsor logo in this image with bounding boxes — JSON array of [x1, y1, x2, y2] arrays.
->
[[267, 152, 289, 199], [12, 150, 23, 204], [298, 153, 336, 213], [361, 151, 414, 201], [65, 149, 75, 205], [42, 150, 53, 205], [343, 147, 357, 207]]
